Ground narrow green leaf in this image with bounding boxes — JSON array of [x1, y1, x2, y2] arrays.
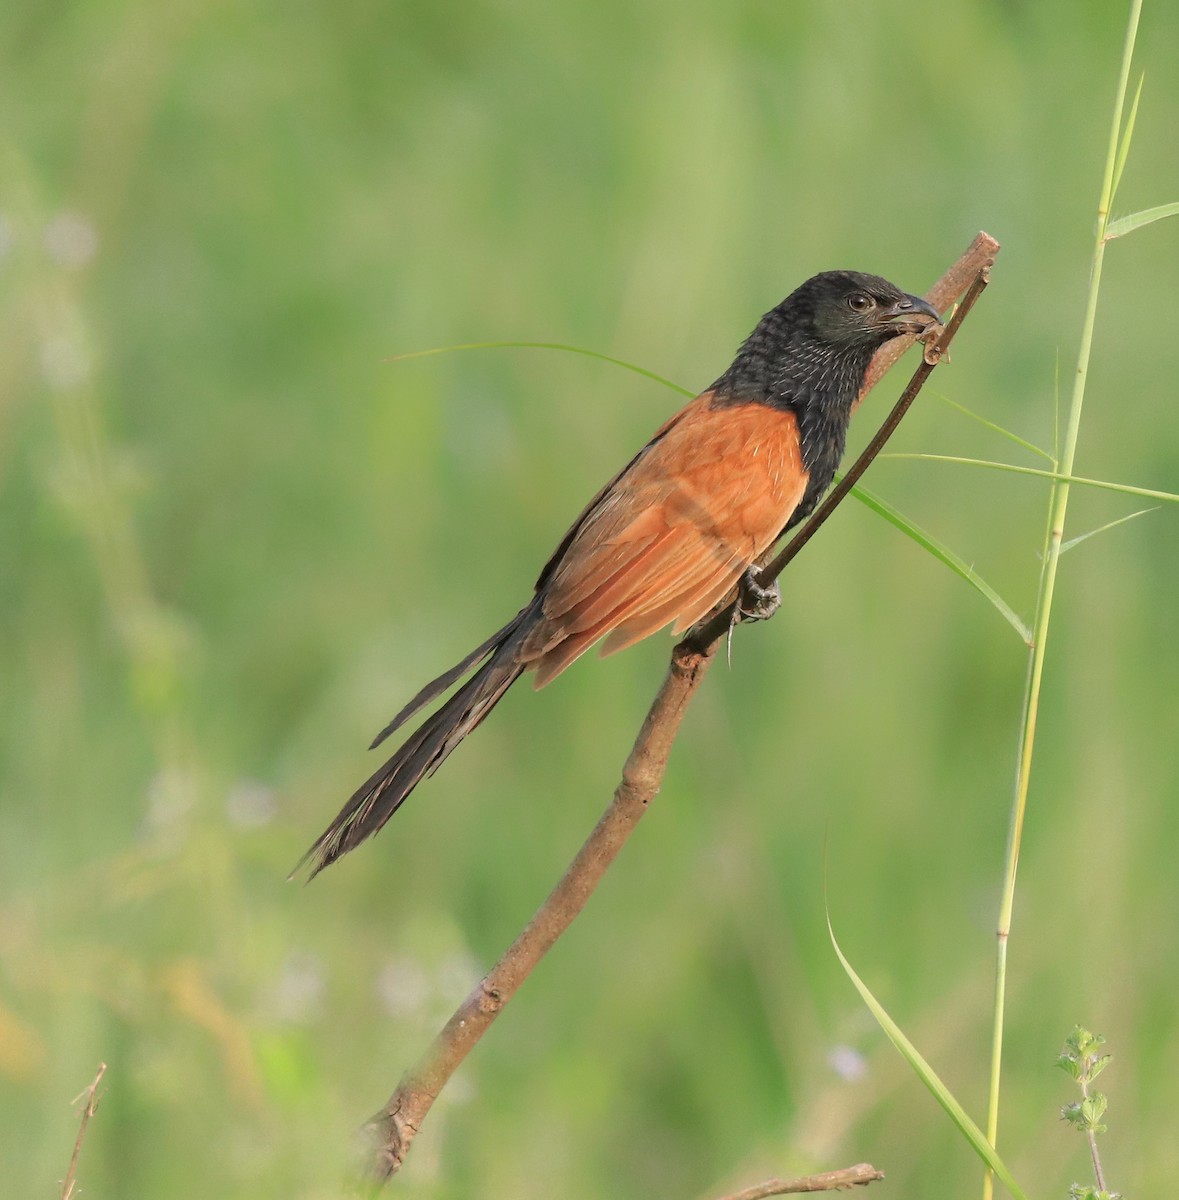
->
[[931, 390, 1054, 462], [385, 340, 694, 397], [826, 910, 1034, 1200], [1059, 506, 1158, 554], [1104, 200, 1179, 241], [886, 453, 1179, 506], [1110, 71, 1145, 202], [848, 483, 1032, 643]]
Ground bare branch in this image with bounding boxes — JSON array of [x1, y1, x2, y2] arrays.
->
[[61, 1062, 107, 1200], [361, 234, 999, 1186], [712, 1162, 885, 1199]]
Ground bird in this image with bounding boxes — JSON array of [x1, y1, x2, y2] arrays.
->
[[297, 270, 940, 877]]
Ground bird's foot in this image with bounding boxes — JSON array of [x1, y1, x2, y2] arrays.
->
[[734, 569, 781, 624]]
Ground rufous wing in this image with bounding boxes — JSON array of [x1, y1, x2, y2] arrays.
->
[[521, 392, 808, 687]]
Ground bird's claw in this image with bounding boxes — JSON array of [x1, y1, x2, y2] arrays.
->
[[734, 570, 781, 624]]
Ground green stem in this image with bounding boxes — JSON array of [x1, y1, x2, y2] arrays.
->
[[981, 2, 1143, 1196], [1078, 1073, 1109, 1194]]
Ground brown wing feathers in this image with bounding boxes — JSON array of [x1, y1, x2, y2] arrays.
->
[[525, 394, 808, 684]]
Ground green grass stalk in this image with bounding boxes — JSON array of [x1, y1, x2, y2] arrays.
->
[[981, 2, 1144, 1195]]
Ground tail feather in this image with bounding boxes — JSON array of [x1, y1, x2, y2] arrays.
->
[[295, 607, 534, 879], [369, 606, 531, 749]]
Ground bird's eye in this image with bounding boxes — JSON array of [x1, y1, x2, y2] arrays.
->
[[847, 293, 874, 313]]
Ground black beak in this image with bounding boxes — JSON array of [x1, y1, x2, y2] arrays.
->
[[883, 292, 942, 334]]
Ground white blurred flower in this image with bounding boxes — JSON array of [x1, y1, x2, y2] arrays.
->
[[436, 950, 480, 1005], [827, 1044, 868, 1082], [141, 767, 197, 850], [441, 1073, 475, 1106], [226, 779, 278, 828], [39, 329, 91, 389], [376, 958, 431, 1018], [44, 211, 99, 268], [271, 951, 326, 1024]]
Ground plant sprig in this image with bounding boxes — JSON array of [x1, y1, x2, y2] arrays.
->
[[1058, 1027, 1119, 1200]]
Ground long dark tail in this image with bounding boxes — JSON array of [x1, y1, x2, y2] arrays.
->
[[295, 602, 538, 879]]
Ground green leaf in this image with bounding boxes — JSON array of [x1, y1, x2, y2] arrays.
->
[[1056, 1054, 1082, 1079], [931, 390, 1054, 462], [886, 453, 1179, 506], [385, 340, 695, 397], [826, 909, 1034, 1200], [1059, 507, 1158, 554], [1081, 1092, 1109, 1126], [847, 483, 1032, 644], [1072, 1027, 1105, 1056], [1068, 1188, 1121, 1200], [1110, 71, 1145, 202], [1104, 200, 1179, 241]]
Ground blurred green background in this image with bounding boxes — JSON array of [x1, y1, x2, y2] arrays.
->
[[3, 1, 1178, 1196]]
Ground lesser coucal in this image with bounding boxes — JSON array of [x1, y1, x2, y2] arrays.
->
[[299, 270, 940, 876]]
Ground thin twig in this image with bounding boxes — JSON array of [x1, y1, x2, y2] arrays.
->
[[713, 1162, 885, 1199], [361, 234, 998, 1186], [858, 231, 998, 401], [61, 1062, 107, 1200]]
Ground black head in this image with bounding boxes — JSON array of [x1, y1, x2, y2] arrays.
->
[[785, 270, 942, 347], [716, 270, 941, 405]]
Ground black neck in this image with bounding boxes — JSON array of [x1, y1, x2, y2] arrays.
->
[[712, 306, 879, 529]]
